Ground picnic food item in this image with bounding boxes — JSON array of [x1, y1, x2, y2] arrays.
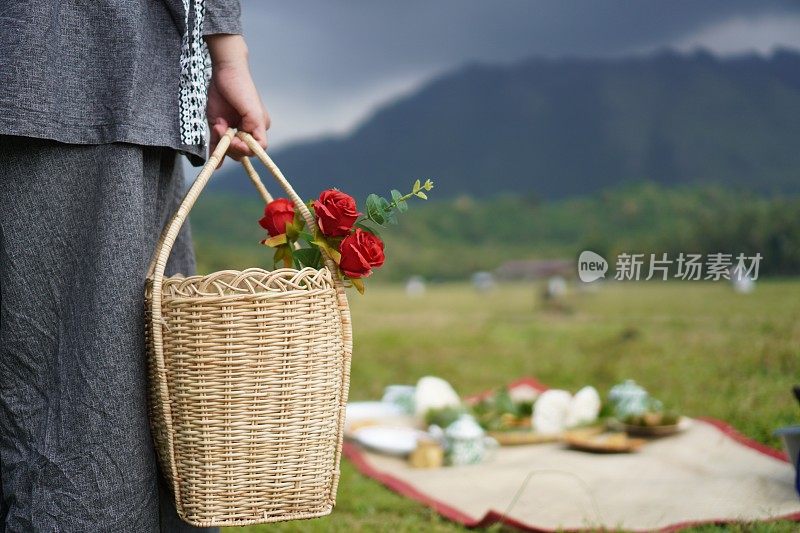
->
[[145, 130, 353, 527], [425, 405, 468, 429], [415, 376, 461, 417], [620, 412, 685, 437], [532, 386, 603, 435], [607, 380, 684, 437], [409, 439, 445, 468], [532, 389, 573, 434], [564, 429, 646, 453], [488, 430, 561, 446], [469, 386, 602, 445], [624, 411, 680, 427], [472, 388, 533, 431], [565, 386, 602, 427]]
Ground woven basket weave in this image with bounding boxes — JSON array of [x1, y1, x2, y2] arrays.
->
[[145, 130, 353, 527]]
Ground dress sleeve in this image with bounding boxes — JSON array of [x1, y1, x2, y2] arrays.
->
[[203, 1, 242, 35]]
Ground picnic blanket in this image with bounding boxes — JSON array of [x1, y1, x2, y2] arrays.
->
[[343, 378, 800, 532]]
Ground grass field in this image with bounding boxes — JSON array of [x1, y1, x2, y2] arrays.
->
[[228, 280, 800, 532]]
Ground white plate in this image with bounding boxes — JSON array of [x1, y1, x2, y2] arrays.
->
[[345, 401, 406, 425], [353, 426, 427, 456]]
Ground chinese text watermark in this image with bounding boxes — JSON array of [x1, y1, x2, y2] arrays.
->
[[578, 251, 762, 282]]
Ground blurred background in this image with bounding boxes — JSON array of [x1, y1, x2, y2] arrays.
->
[[193, 2, 800, 530]]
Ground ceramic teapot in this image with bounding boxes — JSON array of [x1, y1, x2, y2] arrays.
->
[[444, 415, 497, 466], [608, 380, 648, 416]]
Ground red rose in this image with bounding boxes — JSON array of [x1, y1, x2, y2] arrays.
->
[[313, 189, 360, 236], [259, 198, 295, 237], [338, 229, 385, 278]]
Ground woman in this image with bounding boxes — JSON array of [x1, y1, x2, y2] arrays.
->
[[0, 1, 268, 531]]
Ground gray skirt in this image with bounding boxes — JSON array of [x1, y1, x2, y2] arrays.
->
[[0, 137, 215, 532]]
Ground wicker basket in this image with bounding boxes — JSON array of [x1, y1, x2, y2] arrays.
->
[[145, 130, 353, 527]]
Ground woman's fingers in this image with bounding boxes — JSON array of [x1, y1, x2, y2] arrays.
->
[[221, 109, 269, 160], [209, 120, 256, 162], [226, 137, 253, 160], [240, 108, 270, 149]]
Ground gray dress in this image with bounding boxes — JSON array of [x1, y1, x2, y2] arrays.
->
[[0, 1, 241, 531]]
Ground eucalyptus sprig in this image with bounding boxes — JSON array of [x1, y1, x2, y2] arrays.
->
[[360, 179, 434, 231]]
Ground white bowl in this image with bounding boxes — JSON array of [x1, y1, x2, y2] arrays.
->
[[353, 426, 428, 456]]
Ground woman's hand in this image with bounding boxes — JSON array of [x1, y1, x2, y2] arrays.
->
[[205, 34, 270, 160]]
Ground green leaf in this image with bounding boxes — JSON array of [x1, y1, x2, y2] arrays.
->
[[298, 231, 315, 244], [391, 189, 408, 212], [413, 179, 421, 193], [312, 236, 342, 264], [366, 193, 387, 225], [273, 245, 285, 267], [355, 220, 381, 236], [350, 277, 366, 294], [261, 234, 288, 247], [416, 191, 428, 200], [282, 244, 295, 268], [365, 193, 381, 211], [385, 209, 398, 225], [293, 247, 322, 269]]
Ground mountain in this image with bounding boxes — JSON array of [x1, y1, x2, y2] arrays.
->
[[210, 49, 800, 200]]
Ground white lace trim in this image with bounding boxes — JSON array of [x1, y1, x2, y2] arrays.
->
[[179, 0, 211, 146]]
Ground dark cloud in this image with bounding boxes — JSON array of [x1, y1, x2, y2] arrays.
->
[[239, 0, 800, 145]]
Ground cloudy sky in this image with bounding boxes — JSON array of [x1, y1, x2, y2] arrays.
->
[[240, 1, 800, 147]]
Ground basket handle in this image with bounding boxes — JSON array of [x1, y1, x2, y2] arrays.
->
[[235, 131, 345, 282], [147, 129, 344, 285], [241, 155, 274, 204], [145, 152, 271, 280]]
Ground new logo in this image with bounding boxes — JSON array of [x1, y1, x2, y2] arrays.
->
[[578, 250, 608, 282]]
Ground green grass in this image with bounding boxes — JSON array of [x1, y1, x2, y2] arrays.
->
[[227, 280, 800, 532]]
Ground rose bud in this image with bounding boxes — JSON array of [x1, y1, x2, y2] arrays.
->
[[258, 198, 295, 237], [338, 228, 385, 279], [313, 189, 360, 236]]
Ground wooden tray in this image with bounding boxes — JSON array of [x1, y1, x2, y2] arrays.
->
[[610, 416, 689, 437], [622, 422, 681, 437], [489, 425, 603, 446], [564, 430, 646, 453], [488, 430, 561, 446]]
